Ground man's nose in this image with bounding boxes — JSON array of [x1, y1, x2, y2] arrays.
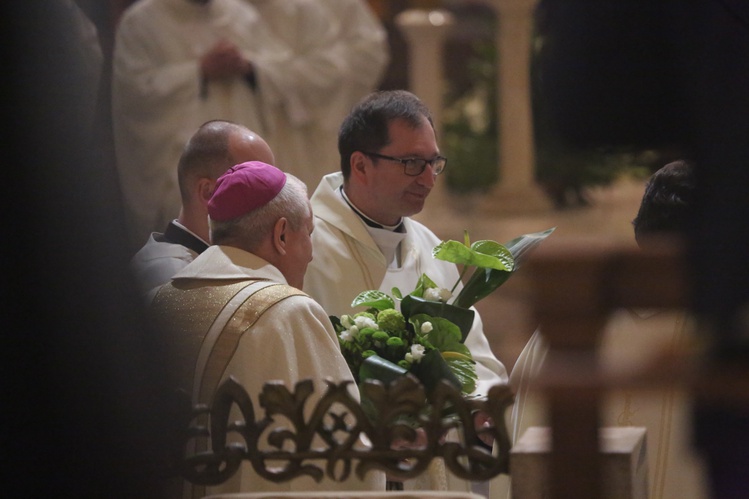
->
[[416, 163, 437, 188]]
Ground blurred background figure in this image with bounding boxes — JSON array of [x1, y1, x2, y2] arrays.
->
[[246, 0, 389, 191], [111, 0, 289, 251], [506, 159, 709, 499], [537, 1, 749, 497]]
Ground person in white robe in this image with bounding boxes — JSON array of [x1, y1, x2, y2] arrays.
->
[[150, 162, 386, 495], [130, 120, 274, 302], [112, 0, 292, 250], [303, 90, 508, 495], [245, 0, 390, 191], [498, 160, 709, 499]]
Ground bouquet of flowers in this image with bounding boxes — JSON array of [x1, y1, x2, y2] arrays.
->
[[332, 228, 555, 405]]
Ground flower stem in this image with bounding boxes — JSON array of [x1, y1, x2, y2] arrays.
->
[[451, 265, 470, 294]]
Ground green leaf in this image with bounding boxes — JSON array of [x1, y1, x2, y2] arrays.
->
[[409, 349, 462, 395], [351, 290, 394, 310], [402, 297, 474, 342], [443, 357, 477, 394], [359, 354, 409, 385], [357, 355, 412, 422], [452, 267, 512, 309], [407, 314, 477, 394], [415, 315, 471, 355], [504, 227, 556, 269], [432, 239, 513, 271]]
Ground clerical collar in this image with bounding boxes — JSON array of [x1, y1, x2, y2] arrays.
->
[[163, 220, 210, 254], [339, 186, 404, 232]]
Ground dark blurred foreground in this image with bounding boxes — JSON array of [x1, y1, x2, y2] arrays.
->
[[1, 2, 173, 496]]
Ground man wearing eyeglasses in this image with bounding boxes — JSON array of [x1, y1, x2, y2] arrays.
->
[[303, 89, 508, 494]]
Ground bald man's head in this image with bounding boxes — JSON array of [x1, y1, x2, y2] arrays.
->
[[227, 126, 274, 168], [177, 120, 274, 202]]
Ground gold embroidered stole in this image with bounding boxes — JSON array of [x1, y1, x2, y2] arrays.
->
[[151, 278, 307, 499], [151, 278, 306, 404]]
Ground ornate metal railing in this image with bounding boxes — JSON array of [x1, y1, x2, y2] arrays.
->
[[178, 375, 513, 486]]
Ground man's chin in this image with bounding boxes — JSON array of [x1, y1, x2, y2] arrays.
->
[[402, 200, 426, 218]]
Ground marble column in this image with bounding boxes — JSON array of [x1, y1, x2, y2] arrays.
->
[[482, 0, 551, 214], [395, 9, 454, 213]]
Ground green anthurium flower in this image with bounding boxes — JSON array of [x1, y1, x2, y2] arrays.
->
[[432, 239, 514, 271], [449, 228, 556, 309]]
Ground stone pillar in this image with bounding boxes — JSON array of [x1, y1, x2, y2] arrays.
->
[[395, 9, 453, 141], [395, 9, 454, 213], [482, 0, 551, 214]]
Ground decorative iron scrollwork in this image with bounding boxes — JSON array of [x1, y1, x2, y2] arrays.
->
[[180, 375, 513, 486]]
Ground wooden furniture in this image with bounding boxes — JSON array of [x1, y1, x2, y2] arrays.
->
[[176, 375, 513, 494], [524, 237, 689, 498]]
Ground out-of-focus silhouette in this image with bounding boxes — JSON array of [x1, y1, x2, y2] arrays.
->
[[1, 1, 173, 496], [536, 2, 749, 497]]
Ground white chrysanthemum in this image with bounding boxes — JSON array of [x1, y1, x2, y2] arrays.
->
[[340, 330, 354, 342], [424, 287, 452, 303], [354, 315, 378, 330], [420, 322, 433, 334]]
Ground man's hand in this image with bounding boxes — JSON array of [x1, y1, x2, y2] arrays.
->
[[386, 427, 429, 483], [200, 39, 252, 80], [474, 410, 495, 448]]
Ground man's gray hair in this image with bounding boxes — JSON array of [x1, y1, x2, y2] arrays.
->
[[210, 174, 309, 251]]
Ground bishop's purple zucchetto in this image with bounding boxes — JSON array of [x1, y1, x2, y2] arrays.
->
[[208, 161, 287, 222]]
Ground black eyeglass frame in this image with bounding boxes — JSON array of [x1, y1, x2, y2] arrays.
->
[[361, 151, 447, 177]]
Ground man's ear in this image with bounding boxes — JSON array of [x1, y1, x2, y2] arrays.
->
[[272, 217, 288, 255], [349, 151, 370, 183], [197, 178, 215, 205]]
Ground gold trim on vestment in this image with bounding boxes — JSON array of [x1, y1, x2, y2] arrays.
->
[[152, 279, 259, 393], [197, 283, 307, 403], [151, 278, 307, 499]]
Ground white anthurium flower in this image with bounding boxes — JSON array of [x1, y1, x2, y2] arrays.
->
[[420, 322, 433, 334]]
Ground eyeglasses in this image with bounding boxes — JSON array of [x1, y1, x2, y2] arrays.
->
[[362, 151, 447, 176]]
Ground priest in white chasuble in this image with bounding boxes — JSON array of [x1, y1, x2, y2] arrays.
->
[[149, 162, 386, 496], [304, 90, 508, 496], [245, 0, 390, 191]]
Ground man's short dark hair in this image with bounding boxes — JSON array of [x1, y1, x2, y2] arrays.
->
[[337, 90, 434, 180]]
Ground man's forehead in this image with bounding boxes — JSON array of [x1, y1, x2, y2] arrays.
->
[[383, 117, 438, 153]]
